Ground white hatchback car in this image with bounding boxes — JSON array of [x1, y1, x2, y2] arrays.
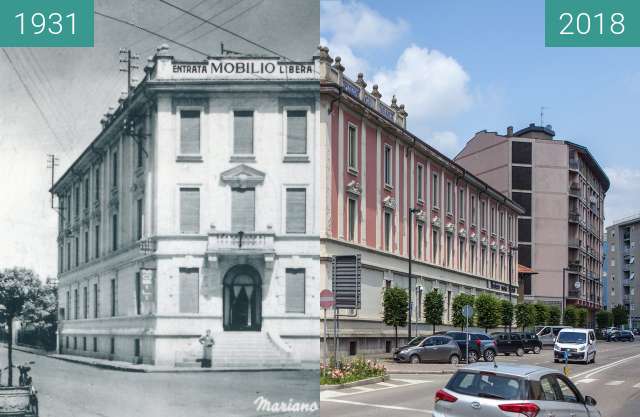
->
[[553, 328, 597, 364]]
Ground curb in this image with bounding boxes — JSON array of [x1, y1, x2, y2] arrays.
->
[[320, 374, 389, 391], [388, 369, 457, 375]]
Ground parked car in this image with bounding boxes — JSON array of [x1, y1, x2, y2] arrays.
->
[[633, 328, 640, 336], [491, 332, 526, 356], [446, 331, 497, 363], [433, 362, 601, 417], [535, 325, 572, 346], [519, 332, 543, 354], [393, 336, 427, 356], [614, 330, 635, 342], [554, 328, 597, 364], [394, 335, 462, 364]]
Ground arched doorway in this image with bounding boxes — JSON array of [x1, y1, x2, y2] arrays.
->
[[223, 265, 262, 331]]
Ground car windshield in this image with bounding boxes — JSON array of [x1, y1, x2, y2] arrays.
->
[[407, 336, 426, 346], [446, 371, 523, 400], [557, 332, 586, 344]]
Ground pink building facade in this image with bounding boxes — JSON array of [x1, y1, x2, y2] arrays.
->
[[318, 47, 524, 356]]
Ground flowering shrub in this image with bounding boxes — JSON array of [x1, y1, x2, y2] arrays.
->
[[320, 356, 386, 385]]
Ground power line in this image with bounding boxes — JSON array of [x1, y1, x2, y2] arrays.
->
[[177, 0, 251, 43], [185, 0, 264, 45], [1, 49, 72, 158]]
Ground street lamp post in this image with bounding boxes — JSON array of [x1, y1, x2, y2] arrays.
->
[[408, 207, 421, 340], [561, 268, 570, 325]]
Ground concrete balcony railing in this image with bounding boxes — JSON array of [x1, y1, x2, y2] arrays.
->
[[569, 159, 580, 171], [623, 264, 631, 272], [568, 238, 581, 249], [568, 212, 580, 223], [623, 295, 631, 303], [624, 278, 631, 286], [568, 289, 581, 299], [207, 230, 275, 254]]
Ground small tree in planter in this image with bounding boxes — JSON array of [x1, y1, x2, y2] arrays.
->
[[533, 303, 549, 326], [548, 306, 561, 325], [452, 293, 475, 330], [500, 300, 514, 332], [475, 293, 500, 333], [575, 307, 588, 328], [423, 290, 444, 335], [515, 303, 536, 332], [564, 305, 578, 327], [596, 310, 612, 329], [612, 304, 628, 327], [382, 287, 408, 348]]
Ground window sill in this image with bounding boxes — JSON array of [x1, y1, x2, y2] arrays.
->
[[384, 183, 393, 192], [230, 155, 256, 163], [347, 166, 359, 176], [283, 155, 310, 163], [176, 155, 203, 163]]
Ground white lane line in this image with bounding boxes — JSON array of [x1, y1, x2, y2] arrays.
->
[[377, 382, 399, 387], [633, 383, 640, 389], [319, 380, 433, 399], [392, 378, 432, 384], [350, 386, 376, 392], [573, 352, 640, 379], [322, 398, 432, 414], [576, 378, 598, 384], [605, 380, 624, 386]]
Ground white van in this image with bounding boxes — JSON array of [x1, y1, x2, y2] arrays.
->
[[535, 325, 572, 345], [553, 328, 597, 364]]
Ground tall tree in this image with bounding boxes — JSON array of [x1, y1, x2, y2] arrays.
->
[[499, 300, 514, 332], [548, 306, 561, 325], [533, 303, 549, 326], [564, 305, 578, 327], [595, 310, 612, 329], [575, 307, 588, 327], [21, 277, 58, 350], [514, 303, 536, 332], [612, 304, 629, 327], [475, 293, 500, 333], [0, 268, 42, 386], [452, 293, 475, 330], [423, 290, 444, 334], [383, 287, 408, 348]]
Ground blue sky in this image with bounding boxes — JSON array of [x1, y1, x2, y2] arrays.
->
[[321, 0, 640, 226]]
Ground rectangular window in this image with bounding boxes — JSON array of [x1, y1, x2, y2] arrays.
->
[[110, 278, 117, 317], [287, 110, 307, 155], [417, 164, 424, 201], [74, 185, 80, 217], [179, 268, 199, 314], [233, 110, 254, 155], [446, 182, 452, 213], [112, 214, 118, 251], [66, 336, 69, 349], [458, 188, 465, 220], [112, 150, 118, 188], [384, 211, 392, 251], [83, 337, 87, 351], [459, 238, 465, 270], [518, 218, 532, 243], [84, 230, 89, 263], [66, 291, 70, 320], [417, 223, 424, 258], [500, 254, 505, 280], [499, 211, 504, 237], [74, 337, 77, 350], [93, 337, 98, 352], [180, 188, 200, 234], [347, 198, 357, 241], [446, 234, 452, 266], [84, 177, 89, 209], [83, 286, 88, 319], [136, 199, 144, 240], [285, 268, 306, 313], [135, 272, 141, 315], [471, 195, 477, 225], [490, 207, 496, 234], [490, 252, 496, 277], [74, 288, 78, 320], [481, 247, 487, 275], [95, 166, 100, 202], [231, 188, 255, 232], [512, 141, 532, 164], [481, 201, 486, 229], [512, 192, 532, 216], [348, 125, 358, 169], [384, 145, 392, 186], [93, 283, 99, 318], [137, 138, 145, 168], [286, 188, 306, 234], [508, 215, 513, 241], [75, 237, 79, 266], [432, 230, 439, 263], [110, 337, 115, 355], [470, 244, 476, 274], [66, 242, 71, 271], [134, 339, 141, 357], [512, 166, 532, 190], [180, 110, 201, 154], [94, 225, 100, 258], [432, 173, 439, 207]]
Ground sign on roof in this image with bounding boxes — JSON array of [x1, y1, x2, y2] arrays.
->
[[155, 58, 317, 81]]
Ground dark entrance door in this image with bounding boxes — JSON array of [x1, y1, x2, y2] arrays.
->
[[223, 265, 261, 331]]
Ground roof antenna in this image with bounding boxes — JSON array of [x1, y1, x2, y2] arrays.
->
[[540, 106, 549, 126]]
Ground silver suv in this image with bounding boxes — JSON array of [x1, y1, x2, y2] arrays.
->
[[433, 362, 601, 417]]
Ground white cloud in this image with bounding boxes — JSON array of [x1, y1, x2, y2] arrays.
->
[[428, 131, 462, 158], [372, 45, 472, 122], [320, 36, 369, 77], [604, 167, 640, 226], [321, 1, 408, 49]]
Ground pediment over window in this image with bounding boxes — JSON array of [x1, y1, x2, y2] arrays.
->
[[220, 164, 266, 189]]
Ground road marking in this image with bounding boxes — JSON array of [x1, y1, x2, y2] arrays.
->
[[633, 383, 640, 389], [392, 378, 432, 384], [576, 378, 598, 384], [572, 352, 640, 379], [322, 398, 432, 414], [377, 382, 398, 387], [350, 386, 376, 392], [605, 380, 624, 386], [320, 379, 433, 399]]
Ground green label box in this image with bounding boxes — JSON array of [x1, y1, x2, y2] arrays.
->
[[0, 0, 93, 47], [546, 0, 640, 47]]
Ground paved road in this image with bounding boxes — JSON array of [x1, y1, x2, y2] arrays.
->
[[0, 347, 319, 417], [321, 339, 640, 417]]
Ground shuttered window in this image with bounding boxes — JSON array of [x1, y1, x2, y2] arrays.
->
[[180, 110, 201, 154], [180, 188, 200, 234], [179, 268, 199, 313], [287, 110, 307, 154], [231, 188, 255, 232], [233, 111, 254, 155], [110, 278, 117, 317], [286, 188, 306, 234], [285, 268, 305, 313]]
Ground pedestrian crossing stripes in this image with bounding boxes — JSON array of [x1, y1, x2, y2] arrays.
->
[[605, 380, 624, 386], [320, 378, 432, 400], [575, 378, 640, 387]]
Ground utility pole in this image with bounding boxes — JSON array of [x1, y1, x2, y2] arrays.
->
[[46, 154, 59, 208], [119, 48, 140, 96]]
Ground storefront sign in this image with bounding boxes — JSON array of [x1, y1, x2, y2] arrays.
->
[[156, 58, 317, 81], [140, 268, 154, 302]]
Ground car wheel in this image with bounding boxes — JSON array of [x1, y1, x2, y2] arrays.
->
[[410, 355, 420, 364], [484, 349, 496, 362], [533, 346, 542, 354], [467, 351, 478, 363], [554, 359, 559, 363], [505, 352, 511, 356], [449, 354, 460, 365], [591, 353, 596, 364], [516, 347, 525, 357]]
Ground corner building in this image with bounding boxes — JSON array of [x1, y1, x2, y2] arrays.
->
[[318, 47, 524, 356], [52, 46, 319, 367]]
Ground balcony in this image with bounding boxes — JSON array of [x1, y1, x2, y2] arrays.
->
[[569, 183, 581, 199], [568, 238, 581, 249], [568, 212, 580, 223], [569, 159, 580, 171], [624, 246, 631, 256], [568, 260, 582, 272], [568, 289, 581, 299], [623, 264, 631, 272], [207, 230, 275, 254], [624, 278, 631, 286], [624, 295, 632, 303]]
